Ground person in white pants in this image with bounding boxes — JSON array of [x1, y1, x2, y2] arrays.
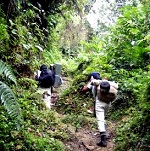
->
[[87, 78, 118, 147], [82, 72, 101, 116]]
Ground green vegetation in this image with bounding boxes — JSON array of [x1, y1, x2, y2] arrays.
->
[[0, 0, 150, 150], [0, 61, 23, 130]]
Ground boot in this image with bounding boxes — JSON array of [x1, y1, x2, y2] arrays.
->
[[97, 132, 107, 147]]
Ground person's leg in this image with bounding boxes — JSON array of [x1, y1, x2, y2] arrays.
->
[[97, 132, 107, 147], [38, 87, 52, 109], [95, 99, 107, 147], [45, 87, 52, 109], [95, 99, 106, 132], [104, 102, 111, 139]]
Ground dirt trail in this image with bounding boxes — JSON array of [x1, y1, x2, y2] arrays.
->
[[64, 123, 116, 151], [53, 76, 116, 151]]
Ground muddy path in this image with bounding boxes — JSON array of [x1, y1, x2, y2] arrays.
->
[[63, 123, 116, 151], [52, 76, 116, 151]]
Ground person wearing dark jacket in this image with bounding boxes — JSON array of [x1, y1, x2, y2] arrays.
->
[[34, 64, 55, 109], [35, 64, 54, 88]]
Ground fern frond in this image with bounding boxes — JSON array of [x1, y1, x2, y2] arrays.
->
[[0, 60, 17, 85], [0, 81, 23, 129]]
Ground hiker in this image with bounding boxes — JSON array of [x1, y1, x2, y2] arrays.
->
[[86, 77, 118, 147], [34, 64, 55, 109], [82, 72, 101, 115]]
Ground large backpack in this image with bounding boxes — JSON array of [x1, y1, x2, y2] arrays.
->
[[38, 69, 54, 88], [95, 80, 118, 103]]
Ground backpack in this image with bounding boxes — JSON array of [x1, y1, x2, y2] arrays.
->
[[38, 69, 54, 88], [96, 81, 118, 103], [54, 75, 62, 87]]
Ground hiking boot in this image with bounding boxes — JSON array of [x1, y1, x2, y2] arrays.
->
[[97, 133, 107, 147], [106, 133, 111, 139], [97, 140, 107, 147]]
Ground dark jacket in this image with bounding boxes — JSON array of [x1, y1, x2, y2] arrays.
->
[[36, 69, 54, 88]]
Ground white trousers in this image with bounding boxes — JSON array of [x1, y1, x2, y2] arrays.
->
[[95, 96, 111, 132], [37, 87, 52, 109]]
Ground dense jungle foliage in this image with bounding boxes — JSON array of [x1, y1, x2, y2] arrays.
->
[[0, 0, 150, 150]]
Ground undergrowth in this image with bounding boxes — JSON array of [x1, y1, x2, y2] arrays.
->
[[0, 78, 70, 151]]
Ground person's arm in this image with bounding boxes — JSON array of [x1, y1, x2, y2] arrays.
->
[[34, 70, 41, 81], [82, 82, 90, 92], [82, 86, 89, 92], [82, 80, 93, 92], [35, 75, 39, 81]]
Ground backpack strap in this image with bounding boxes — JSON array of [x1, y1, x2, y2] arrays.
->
[[91, 80, 101, 100], [93, 85, 97, 100]]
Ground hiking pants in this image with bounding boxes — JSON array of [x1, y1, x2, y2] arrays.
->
[[95, 97, 111, 132], [37, 87, 52, 109]]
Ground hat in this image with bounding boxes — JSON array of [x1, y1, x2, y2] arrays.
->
[[88, 72, 101, 81], [40, 64, 47, 71], [100, 81, 110, 93]]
